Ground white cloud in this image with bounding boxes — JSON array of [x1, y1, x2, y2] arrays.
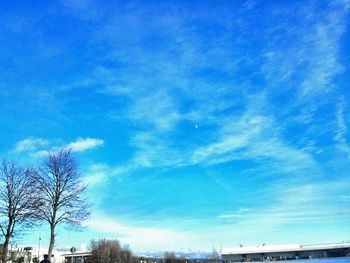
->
[[191, 115, 267, 165], [66, 137, 104, 152], [87, 215, 199, 251], [84, 163, 110, 185], [188, 111, 321, 181], [299, 5, 346, 96], [14, 138, 49, 153], [258, 0, 348, 117], [87, 179, 350, 252], [13, 137, 104, 157], [30, 149, 50, 158], [84, 163, 129, 185], [334, 100, 350, 158], [218, 208, 252, 222], [215, 180, 350, 241], [53, 3, 350, 248], [129, 132, 184, 168], [130, 91, 180, 131]]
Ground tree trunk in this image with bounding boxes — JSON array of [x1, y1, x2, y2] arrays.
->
[[48, 224, 55, 260], [1, 235, 10, 263]]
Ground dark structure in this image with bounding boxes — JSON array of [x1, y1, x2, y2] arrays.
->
[[221, 243, 350, 262]]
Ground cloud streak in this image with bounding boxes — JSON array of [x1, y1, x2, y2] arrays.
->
[[66, 137, 104, 152], [87, 214, 198, 252], [14, 138, 49, 153], [12, 137, 104, 158]]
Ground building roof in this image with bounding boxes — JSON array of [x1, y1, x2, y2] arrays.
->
[[221, 242, 350, 255], [61, 252, 92, 257]]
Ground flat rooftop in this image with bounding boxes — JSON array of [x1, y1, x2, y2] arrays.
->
[[221, 242, 350, 255]]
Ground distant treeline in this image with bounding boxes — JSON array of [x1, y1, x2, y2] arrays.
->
[[87, 239, 221, 263]]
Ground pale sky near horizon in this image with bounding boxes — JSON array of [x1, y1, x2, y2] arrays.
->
[[1, 0, 350, 254]]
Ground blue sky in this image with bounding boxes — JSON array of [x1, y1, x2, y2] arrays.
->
[[1, 0, 350, 253]]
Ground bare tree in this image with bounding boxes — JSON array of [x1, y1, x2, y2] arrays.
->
[[35, 149, 90, 258], [0, 161, 39, 263], [88, 239, 137, 263], [206, 248, 221, 263], [164, 252, 186, 263]]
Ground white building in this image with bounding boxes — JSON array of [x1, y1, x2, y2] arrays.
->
[[5, 245, 69, 263], [221, 242, 350, 262]]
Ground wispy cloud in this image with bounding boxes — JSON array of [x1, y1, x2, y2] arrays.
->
[[87, 214, 198, 251], [77, 4, 350, 247], [260, 1, 348, 99], [218, 208, 252, 223], [66, 137, 104, 152], [84, 163, 129, 186], [13, 138, 49, 153], [130, 91, 180, 131], [92, 0, 349, 176], [334, 100, 350, 158], [299, 3, 347, 96], [12, 137, 104, 158], [87, 178, 350, 251], [214, 179, 350, 245]]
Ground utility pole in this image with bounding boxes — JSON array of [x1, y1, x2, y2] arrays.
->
[[38, 230, 41, 261]]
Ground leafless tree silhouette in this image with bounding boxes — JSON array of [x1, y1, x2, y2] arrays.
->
[[0, 161, 39, 263], [89, 239, 137, 263], [35, 149, 90, 259]]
